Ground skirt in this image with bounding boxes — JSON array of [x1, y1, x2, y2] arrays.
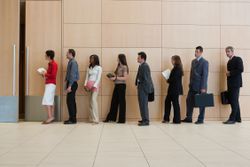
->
[[42, 84, 56, 106]]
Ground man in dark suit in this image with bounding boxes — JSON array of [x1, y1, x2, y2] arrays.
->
[[182, 46, 209, 124], [223, 46, 244, 124], [135, 52, 154, 126]]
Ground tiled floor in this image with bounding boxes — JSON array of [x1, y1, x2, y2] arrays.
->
[[0, 122, 250, 167]]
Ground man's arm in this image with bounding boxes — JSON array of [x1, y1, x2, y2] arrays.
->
[[201, 61, 209, 92]]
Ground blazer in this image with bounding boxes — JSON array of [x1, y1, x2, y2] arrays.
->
[[189, 57, 209, 92], [135, 62, 154, 94], [227, 56, 244, 89], [167, 66, 183, 95]]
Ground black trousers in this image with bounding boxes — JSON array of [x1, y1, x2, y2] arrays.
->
[[106, 84, 126, 123], [164, 94, 181, 123], [186, 90, 205, 122], [228, 87, 241, 122], [66, 82, 78, 122]]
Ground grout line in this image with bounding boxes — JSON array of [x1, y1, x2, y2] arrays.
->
[[0, 124, 54, 158], [156, 125, 207, 167], [92, 123, 105, 167], [129, 124, 151, 167], [195, 129, 250, 162], [36, 125, 77, 167]]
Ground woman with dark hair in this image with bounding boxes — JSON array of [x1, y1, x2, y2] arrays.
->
[[104, 54, 129, 123], [84, 54, 102, 124], [41, 50, 58, 124], [162, 55, 184, 124]]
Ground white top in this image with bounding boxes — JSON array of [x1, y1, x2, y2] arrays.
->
[[84, 65, 102, 88]]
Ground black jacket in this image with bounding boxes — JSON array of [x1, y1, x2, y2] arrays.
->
[[227, 56, 244, 89], [167, 66, 183, 95]]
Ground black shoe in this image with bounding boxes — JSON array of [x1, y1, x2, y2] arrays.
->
[[138, 122, 149, 126], [138, 120, 143, 123], [223, 120, 236, 124], [172, 121, 181, 124], [181, 118, 192, 123], [195, 121, 204, 124], [237, 120, 242, 123], [64, 120, 77, 124], [103, 119, 110, 123], [117, 121, 125, 124], [162, 120, 169, 124]]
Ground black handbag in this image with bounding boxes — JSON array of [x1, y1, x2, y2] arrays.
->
[[221, 91, 230, 105], [194, 93, 214, 108], [148, 91, 155, 102]]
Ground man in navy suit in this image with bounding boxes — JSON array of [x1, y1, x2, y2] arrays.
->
[[223, 46, 244, 124], [182, 46, 209, 124]]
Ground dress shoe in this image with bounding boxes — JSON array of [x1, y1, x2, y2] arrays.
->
[[237, 120, 242, 123], [138, 120, 143, 123], [172, 121, 181, 124], [195, 121, 204, 125], [103, 119, 110, 123], [181, 118, 192, 123], [64, 120, 77, 124], [223, 120, 236, 124], [138, 122, 149, 126], [117, 121, 125, 124], [162, 120, 169, 124]]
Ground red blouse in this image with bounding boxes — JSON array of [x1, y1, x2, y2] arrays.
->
[[45, 60, 58, 85]]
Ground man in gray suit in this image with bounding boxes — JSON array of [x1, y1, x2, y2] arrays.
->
[[182, 46, 209, 124], [135, 52, 154, 126]]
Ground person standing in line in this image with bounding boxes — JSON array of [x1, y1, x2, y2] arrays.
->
[[84, 55, 102, 124], [223, 46, 244, 124], [64, 49, 79, 125], [135, 52, 154, 126], [182, 46, 209, 124], [104, 54, 129, 124], [41, 50, 58, 124], [162, 55, 184, 124]]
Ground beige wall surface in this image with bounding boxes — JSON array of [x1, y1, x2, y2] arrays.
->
[[61, 0, 250, 121]]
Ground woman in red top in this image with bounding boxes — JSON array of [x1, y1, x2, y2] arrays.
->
[[41, 50, 58, 124]]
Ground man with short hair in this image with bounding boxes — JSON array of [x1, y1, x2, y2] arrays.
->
[[223, 46, 244, 124], [182, 46, 209, 124], [135, 52, 154, 126], [64, 49, 79, 124]]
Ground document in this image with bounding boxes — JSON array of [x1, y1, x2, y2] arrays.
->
[[162, 69, 171, 80], [37, 67, 46, 74]]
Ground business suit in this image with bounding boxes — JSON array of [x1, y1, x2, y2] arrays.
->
[[135, 62, 154, 124], [185, 57, 209, 122], [164, 66, 183, 123], [227, 56, 243, 122]]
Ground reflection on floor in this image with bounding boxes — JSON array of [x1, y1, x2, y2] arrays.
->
[[0, 122, 250, 167]]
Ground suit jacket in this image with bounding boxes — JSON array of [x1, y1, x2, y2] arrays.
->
[[167, 66, 183, 95], [135, 62, 154, 94], [189, 57, 209, 92], [227, 56, 244, 89]]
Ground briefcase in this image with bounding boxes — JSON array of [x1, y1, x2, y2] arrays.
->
[[194, 93, 214, 108], [221, 91, 230, 105], [148, 91, 155, 102]]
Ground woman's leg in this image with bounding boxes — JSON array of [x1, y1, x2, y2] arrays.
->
[[90, 91, 99, 123], [163, 94, 171, 122], [172, 95, 181, 123], [105, 85, 119, 121], [118, 84, 126, 123]]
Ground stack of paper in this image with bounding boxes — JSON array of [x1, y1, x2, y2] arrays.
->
[[162, 69, 171, 80], [37, 68, 46, 74]]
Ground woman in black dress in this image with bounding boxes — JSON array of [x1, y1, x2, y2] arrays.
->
[[163, 55, 184, 124]]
